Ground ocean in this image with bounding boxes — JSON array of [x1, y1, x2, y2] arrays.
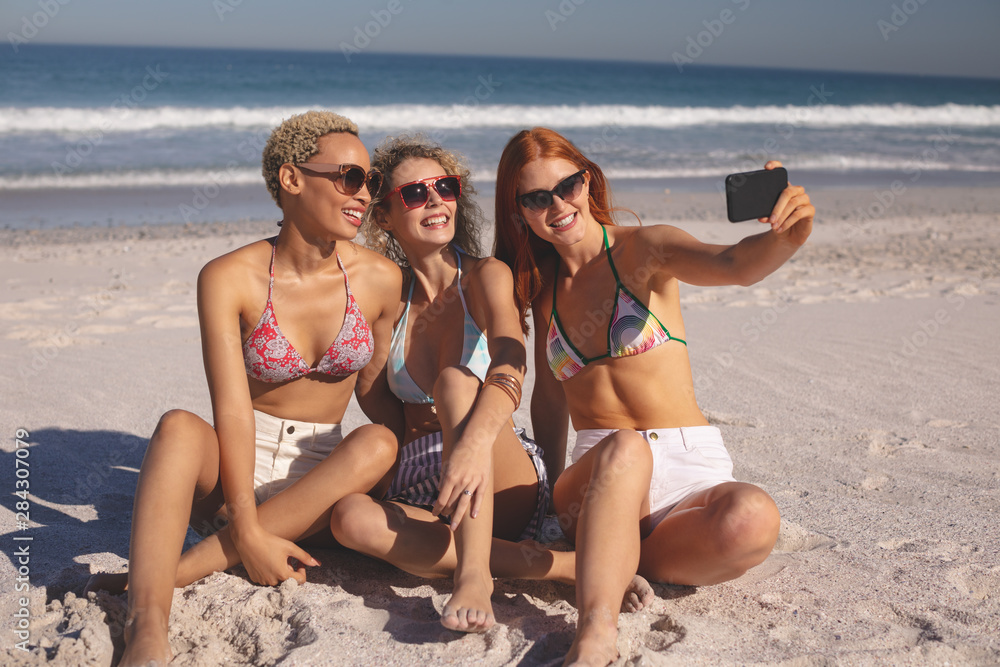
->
[[2, 44, 998, 228]]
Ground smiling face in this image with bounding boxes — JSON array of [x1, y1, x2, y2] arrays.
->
[[380, 157, 457, 250], [290, 132, 373, 238], [516, 157, 593, 246]]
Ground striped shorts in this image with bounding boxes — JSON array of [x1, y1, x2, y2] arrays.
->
[[387, 427, 549, 541]]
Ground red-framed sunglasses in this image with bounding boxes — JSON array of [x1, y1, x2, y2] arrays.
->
[[296, 163, 383, 197], [387, 175, 462, 210]]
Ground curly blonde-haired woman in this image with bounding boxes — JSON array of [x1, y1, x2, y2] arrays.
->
[[332, 136, 654, 633], [88, 111, 401, 666], [326, 136, 551, 632]]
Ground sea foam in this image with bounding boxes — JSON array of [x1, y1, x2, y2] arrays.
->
[[2, 103, 998, 135]]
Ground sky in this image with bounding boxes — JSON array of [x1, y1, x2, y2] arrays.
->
[[2, 0, 999, 79]]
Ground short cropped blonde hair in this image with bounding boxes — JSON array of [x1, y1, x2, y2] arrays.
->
[[361, 135, 485, 268], [262, 110, 359, 207]]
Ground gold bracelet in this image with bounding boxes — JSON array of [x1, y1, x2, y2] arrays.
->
[[484, 373, 522, 410], [485, 378, 519, 407], [486, 373, 522, 402], [486, 372, 522, 393], [490, 383, 519, 409]]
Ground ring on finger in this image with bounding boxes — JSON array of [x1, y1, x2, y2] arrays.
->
[[462, 489, 473, 497]]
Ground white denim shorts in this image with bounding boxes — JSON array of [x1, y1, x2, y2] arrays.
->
[[191, 410, 343, 538], [572, 425, 736, 530], [252, 409, 343, 504]]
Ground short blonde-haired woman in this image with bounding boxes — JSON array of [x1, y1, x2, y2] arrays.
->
[[89, 111, 401, 666]]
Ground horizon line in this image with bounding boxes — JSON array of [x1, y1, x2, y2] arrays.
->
[[10, 41, 1000, 83]]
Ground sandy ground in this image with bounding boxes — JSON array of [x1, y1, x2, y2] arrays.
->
[[1, 186, 999, 665]]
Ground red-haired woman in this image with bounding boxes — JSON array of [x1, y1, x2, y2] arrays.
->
[[494, 127, 814, 666]]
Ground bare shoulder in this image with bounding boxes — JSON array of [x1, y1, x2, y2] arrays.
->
[[464, 257, 516, 318], [465, 255, 514, 287], [338, 243, 403, 322], [198, 238, 273, 289], [339, 241, 403, 290], [613, 224, 698, 267], [609, 223, 688, 249]]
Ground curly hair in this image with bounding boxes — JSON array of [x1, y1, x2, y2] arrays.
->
[[261, 110, 359, 208], [360, 135, 485, 268]]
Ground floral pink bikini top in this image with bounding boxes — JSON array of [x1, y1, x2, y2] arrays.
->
[[243, 244, 374, 383]]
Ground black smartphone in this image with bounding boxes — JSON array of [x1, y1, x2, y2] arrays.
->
[[725, 167, 788, 223]]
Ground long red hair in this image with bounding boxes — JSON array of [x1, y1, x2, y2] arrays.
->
[[494, 127, 622, 334]]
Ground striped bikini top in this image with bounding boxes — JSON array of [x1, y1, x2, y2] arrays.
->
[[243, 243, 374, 383], [546, 226, 686, 382], [387, 246, 490, 404]]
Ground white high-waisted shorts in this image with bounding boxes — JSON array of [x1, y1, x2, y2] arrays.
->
[[572, 425, 736, 530], [191, 410, 343, 538], [252, 409, 343, 504]]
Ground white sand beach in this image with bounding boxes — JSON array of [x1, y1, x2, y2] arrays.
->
[[2, 186, 999, 665]]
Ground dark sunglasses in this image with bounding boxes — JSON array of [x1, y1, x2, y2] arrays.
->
[[517, 169, 587, 212], [296, 163, 383, 197], [388, 175, 462, 210]]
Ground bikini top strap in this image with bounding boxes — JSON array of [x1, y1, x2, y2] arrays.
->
[[601, 225, 624, 287], [453, 245, 472, 314], [399, 266, 417, 324], [335, 251, 351, 296], [267, 242, 276, 298]]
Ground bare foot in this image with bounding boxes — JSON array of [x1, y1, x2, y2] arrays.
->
[[621, 574, 654, 613], [119, 609, 172, 667], [84, 572, 128, 596], [440, 570, 495, 633], [564, 610, 618, 667]]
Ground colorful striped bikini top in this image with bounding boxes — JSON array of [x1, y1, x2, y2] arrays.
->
[[387, 245, 491, 404], [546, 226, 686, 382], [243, 243, 374, 383]]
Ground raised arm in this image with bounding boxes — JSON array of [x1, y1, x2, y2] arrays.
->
[[433, 258, 527, 528], [651, 161, 814, 287]]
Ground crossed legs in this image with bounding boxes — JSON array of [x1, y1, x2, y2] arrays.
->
[[331, 366, 544, 632], [106, 409, 396, 667]]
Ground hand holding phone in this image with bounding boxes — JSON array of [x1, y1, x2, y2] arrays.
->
[[725, 167, 788, 223]]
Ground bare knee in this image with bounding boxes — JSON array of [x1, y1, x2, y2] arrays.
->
[[592, 430, 652, 486], [432, 365, 481, 406], [154, 408, 199, 436], [148, 409, 214, 460], [713, 487, 781, 573], [349, 424, 398, 469], [330, 493, 384, 549]]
